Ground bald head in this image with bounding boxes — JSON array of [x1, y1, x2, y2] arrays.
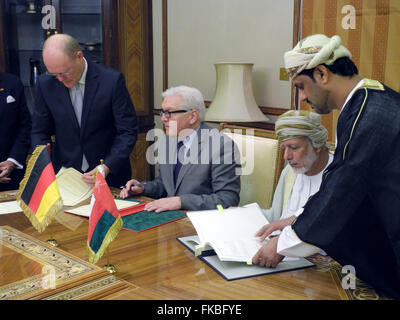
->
[[42, 34, 85, 88], [43, 34, 81, 59]]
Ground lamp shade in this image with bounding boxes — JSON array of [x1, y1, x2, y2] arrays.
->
[[205, 63, 269, 122]]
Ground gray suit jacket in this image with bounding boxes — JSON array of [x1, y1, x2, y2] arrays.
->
[[143, 123, 241, 210]]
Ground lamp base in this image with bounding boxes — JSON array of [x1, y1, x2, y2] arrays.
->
[[103, 264, 117, 274], [47, 238, 58, 247]]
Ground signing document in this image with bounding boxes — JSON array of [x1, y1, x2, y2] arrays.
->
[[56, 167, 93, 206], [187, 206, 272, 262]]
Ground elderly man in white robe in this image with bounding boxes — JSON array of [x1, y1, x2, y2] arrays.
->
[[253, 110, 333, 267]]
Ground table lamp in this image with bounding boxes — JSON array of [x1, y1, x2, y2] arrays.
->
[[205, 63, 269, 122]]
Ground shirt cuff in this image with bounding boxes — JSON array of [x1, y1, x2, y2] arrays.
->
[[6, 158, 23, 170], [294, 207, 304, 217], [277, 226, 321, 257]]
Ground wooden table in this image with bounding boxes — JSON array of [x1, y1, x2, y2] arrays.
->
[[0, 191, 345, 300]]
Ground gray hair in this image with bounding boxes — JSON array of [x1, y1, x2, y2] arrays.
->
[[162, 85, 206, 122]]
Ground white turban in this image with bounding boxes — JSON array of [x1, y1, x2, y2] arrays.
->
[[275, 110, 328, 148], [284, 34, 352, 78]]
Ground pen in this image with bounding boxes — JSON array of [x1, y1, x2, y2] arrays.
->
[[120, 182, 146, 189]]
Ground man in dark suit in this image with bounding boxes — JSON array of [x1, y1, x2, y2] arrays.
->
[[0, 72, 31, 191], [120, 85, 241, 212], [31, 34, 137, 187]]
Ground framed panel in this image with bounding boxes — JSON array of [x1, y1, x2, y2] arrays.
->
[[166, 0, 295, 111]]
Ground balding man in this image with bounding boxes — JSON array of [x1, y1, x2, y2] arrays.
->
[[31, 34, 138, 187]]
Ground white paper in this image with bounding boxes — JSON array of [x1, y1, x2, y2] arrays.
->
[[187, 206, 270, 262], [65, 199, 140, 217], [0, 201, 22, 215], [56, 167, 93, 206], [178, 235, 308, 280]]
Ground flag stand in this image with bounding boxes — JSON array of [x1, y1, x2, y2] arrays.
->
[[103, 247, 116, 273], [47, 225, 58, 247]]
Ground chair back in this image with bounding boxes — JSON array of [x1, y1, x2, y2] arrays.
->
[[221, 123, 284, 208]]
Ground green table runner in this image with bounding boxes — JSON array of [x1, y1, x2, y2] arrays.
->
[[118, 198, 187, 232]]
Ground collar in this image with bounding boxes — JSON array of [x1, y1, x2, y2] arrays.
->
[[181, 124, 201, 150], [78, 58, 88, 86], [335, 79, 364, 147], [339, 79, 364, 116]]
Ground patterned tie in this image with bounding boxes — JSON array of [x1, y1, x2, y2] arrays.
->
[[174, 141, 185, 186], [73, 84, 89, 172]]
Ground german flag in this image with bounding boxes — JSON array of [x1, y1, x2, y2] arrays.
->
[[87, 170, 122, 264], [17, 145, 63, 232]]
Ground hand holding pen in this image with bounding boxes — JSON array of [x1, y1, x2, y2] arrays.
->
[[119, 179, 146, 198]]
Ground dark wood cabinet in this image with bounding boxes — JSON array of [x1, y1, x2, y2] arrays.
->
[[0, 0, 154, 181], [1, 0, 108, 112]]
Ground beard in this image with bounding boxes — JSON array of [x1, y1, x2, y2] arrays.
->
[[291, 145, 318, 175], [311, 104, 331, 115], [293, 166, 307, 174], [308, 88, 331, 114]]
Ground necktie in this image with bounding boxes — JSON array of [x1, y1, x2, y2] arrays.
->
[[73, 84, 83, 126], [174, 141, 185, 185], [73, 84, 89, 172]]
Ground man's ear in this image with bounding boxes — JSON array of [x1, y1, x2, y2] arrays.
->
[[314, 146, 322, 154], [313, 65, 329, 85], [76, 50, 84, 60], [189, 109, 199, 124]]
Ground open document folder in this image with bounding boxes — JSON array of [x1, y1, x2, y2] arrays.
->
[[182, 205, 314, 280], [177, 235, 314, 281], [56, 167, 93, 206], [186, 206, 271, 263]]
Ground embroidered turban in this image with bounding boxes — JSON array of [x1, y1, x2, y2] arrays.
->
[[284, 34, 352, 79], [275, 110, 328, 148]]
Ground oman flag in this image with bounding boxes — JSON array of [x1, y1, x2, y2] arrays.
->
[[87, 171, 122, 264]]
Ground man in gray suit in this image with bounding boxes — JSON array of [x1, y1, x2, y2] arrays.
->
[[120, 85, 241, 212]]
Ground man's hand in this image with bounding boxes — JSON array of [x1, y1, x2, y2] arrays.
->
[[255, 216, 296, 241], [119, 179, 144, 198], [252, 235, 284, 268], [0, 161, 15, 184], [144, 196, 181, 213], [82, 164, 110, 186]]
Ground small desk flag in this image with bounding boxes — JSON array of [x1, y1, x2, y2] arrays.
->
[[87, 171, 122, 264], [17, 145, 63, 232]]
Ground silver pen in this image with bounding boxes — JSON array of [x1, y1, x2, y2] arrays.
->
[[120, 182, 146, 189]]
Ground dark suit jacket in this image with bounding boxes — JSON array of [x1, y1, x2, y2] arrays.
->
[[0, 72, 31, 191], [143, 123, 241, 210], [31, 60, 138, 187], [293, 82, 400, 299]]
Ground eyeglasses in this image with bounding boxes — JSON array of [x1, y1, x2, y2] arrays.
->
[[46, 68, 73, 78], [155, 108, 192, 119]]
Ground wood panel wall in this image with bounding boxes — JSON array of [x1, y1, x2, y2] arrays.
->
[[115, 0, 154, 181], [300, 0, 400, 142]]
